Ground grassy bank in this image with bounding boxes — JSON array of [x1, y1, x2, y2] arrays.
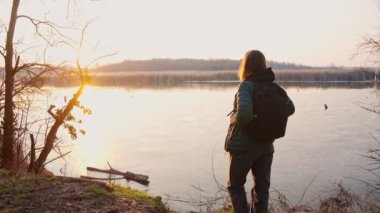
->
[[0, 169, 169, 212]]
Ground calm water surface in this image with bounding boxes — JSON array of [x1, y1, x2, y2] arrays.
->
[[44, 83, 379, 211]]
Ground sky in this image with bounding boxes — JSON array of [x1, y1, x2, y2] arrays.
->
[[0, 0, 379, 67]]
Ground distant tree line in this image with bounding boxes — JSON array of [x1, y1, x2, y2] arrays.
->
[[275, 69, 376, 82], [98, 58, 313, 72], [43, 68, 378, 90]]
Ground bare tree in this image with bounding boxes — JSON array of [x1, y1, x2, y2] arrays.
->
[[354, 1, 380, 114], [353, 2, 380, 206], [357, 33, 380, 63], [0, 0, 99, 171], [33, 24, 92, 173], [1, 0, 21, 169]]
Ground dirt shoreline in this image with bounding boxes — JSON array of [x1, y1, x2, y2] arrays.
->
[[0, 170, 172, 213]]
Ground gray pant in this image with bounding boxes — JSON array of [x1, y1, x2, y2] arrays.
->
[[227, 145, 274, 213]]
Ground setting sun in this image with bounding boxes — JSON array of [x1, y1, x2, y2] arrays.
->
[[0, 0, 378, 67], [1, 0, 380, 212]]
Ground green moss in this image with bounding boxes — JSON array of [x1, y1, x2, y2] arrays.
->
[[48, 175, 59, 181], [0, 171, 43, 194], [112, 184, 151, 200], [85, 183, 112, 197], [0, 169, 11, 177], [219, 208, 234, 213], [111, 184, 168, 213], [0, 171, 169, 212], [216, 206, 234, 213], [85, 183, 168, 212]]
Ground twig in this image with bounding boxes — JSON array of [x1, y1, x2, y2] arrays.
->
[[43, 151, 71, 166], [28, 134, 36, 172], [296, 174, 319, 206], [211, 142, 227, 192]]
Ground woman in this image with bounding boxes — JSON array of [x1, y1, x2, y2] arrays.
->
[[225, 50, 295, 213]]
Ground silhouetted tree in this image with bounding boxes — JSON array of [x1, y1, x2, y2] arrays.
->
[[1, 0, 20, 169], [0, 0, 94, 172]]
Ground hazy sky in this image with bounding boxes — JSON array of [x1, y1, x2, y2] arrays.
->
[[0, 0, 379, 67]]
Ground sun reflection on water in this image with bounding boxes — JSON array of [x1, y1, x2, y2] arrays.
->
[[43, 85, 380, 212]]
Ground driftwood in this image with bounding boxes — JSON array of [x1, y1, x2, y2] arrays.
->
[[84, 162, 149, 186], [80, 175, 124, 181]]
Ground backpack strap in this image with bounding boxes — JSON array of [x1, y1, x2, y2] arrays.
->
[[227, 93, 238, 116]]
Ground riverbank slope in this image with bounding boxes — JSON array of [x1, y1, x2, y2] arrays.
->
[[0, 170, 170, 212]]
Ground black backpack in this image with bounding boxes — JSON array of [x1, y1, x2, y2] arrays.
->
[[243, 82, 289, 142]]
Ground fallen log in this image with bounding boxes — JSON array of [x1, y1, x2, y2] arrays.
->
[[80, 175, 124, 181], [86, 166, 149, 186]]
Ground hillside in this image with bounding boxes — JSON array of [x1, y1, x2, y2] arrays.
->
[[97, 58, 314, 72]]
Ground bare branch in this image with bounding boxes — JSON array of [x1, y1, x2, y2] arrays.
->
[[13, 55, 20, 73], [210, 143, 227, 192], [14, 62, 60, 74], [354, 102, 380, 115], [86, 52, 118, 69], [47, 105, 57, 120], [76, 20, 96, 71], [355, 33, 380, 64], [80, 176, 124, 181], [0, 45, 5, 58], [296, 174, 319, 206], [28, 134, 36, 172], [16, 15, 74, 46], [42, 151, 71, 166]]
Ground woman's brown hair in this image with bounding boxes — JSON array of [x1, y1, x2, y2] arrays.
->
[[238, 50, 267, 81]]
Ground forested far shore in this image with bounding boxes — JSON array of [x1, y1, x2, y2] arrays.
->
[[96, 58, 315, 72], [1, 59, 377, 73], [41, 69, 379, 89], [1, 61, 379, 88]]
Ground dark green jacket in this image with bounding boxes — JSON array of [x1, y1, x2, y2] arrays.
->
[[225, 80, 295, 152]]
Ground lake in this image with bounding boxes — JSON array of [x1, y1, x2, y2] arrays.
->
[[42, 82, 379, 212]]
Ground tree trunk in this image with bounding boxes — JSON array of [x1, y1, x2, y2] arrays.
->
[[27, 134, 36, 172], [34, 84, 85, 173], [2, 0, 20, 169], [33, 121, 62, 173]]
